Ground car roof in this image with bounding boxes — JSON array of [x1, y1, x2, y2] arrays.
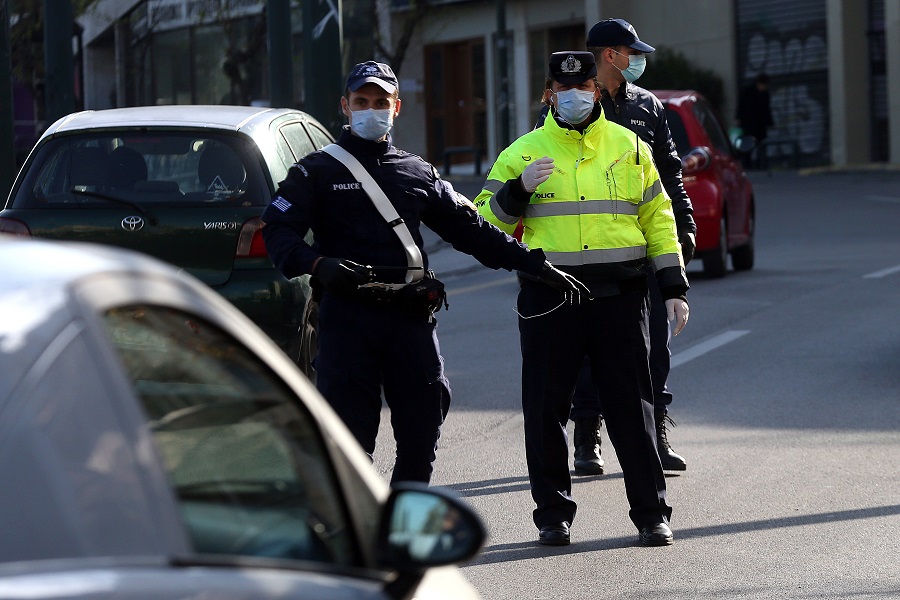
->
[[0, 235, 387, 496], [42, 105, 312, 137], [0, 237, 186, 398], [0, 236, 177, 294], [652, 89, 702, 105]]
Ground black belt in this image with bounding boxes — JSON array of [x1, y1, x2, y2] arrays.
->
[[352, 282, 407, 304]]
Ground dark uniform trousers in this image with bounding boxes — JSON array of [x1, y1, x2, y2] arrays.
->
[[570, 265, 672, 418], [518, 280, 672, 530], [315, 292, 451, 485]]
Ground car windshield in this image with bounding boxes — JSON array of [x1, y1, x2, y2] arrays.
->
[[100, 305, 360, 566], [13, 132, 268, 208]]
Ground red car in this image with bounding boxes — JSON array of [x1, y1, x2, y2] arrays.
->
[[654, 90, 756, 277]]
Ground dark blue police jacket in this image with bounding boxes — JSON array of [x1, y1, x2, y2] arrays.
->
[[261, 127, 545, 283]]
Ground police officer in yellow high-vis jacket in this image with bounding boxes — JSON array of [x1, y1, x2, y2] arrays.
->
[[474, 51, 690, 547]]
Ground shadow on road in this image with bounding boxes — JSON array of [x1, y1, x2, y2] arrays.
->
[[469, 503, 900, 566]]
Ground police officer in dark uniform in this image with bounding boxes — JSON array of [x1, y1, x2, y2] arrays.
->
[[567, 19, 697, 475], [261, 60, 586, 485]]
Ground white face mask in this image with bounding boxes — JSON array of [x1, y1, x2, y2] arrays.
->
[[553, 88, 596, 124], [350, 108, 394, 140], [612, 49, 647, 83]]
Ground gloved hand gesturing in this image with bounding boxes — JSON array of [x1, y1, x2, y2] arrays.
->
[[538, 261, 591, 304], [665, 298, 690, 336], [521, 156, 555, 193], [678, 231, 696, 264], [314, 257, 370, 294]]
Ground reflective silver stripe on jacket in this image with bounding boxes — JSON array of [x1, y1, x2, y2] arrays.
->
[[483, 179, 505, 193], [651, 252, 682, 271], [642, 179, 663, 204], [543, 246, 647, 265], [525, 200, 639, 218], [489, 194, 522, 225]]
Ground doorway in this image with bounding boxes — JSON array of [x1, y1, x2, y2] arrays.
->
[[424, 39, 486, 174]]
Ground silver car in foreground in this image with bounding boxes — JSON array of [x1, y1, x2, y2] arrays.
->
[[0, 237, 484, 599]]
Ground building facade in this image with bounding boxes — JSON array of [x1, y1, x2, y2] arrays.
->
[[76, 0, 900, 169]]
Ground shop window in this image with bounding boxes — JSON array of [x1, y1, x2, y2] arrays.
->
[[154, 29, 192, 105]]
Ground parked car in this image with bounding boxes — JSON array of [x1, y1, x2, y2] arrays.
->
[[653, 90, 756, 278], [0, 236, 485, 599], [0, 105, 330, 376]]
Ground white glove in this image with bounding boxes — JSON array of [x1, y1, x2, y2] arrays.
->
[[665, 298, 689, 336], [521, 156, 555, 192]]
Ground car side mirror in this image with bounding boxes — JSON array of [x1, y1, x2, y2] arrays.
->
[[377, 483, 486, 571]]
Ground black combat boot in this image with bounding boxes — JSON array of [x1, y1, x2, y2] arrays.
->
[[573, 417, 604, 475], [656, 409, 687, 471]]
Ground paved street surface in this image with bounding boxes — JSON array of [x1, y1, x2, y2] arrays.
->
[[371, 169, 900, 599]]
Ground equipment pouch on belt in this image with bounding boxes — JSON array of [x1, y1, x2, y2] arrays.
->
[[399, 270, 448, 317]]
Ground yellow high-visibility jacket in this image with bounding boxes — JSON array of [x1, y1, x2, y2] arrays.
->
[[475, 110, 688, 297]]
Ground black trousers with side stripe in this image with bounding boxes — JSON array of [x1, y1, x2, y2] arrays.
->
[[517, 280, 671, 531]]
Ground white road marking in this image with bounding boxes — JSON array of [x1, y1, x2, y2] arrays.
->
[[671, 330, 750, 368], [449, 278, 752, 369], [863, 264, 900, 279]]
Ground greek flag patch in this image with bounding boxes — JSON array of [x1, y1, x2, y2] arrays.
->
[[271, 196, 292, 212]]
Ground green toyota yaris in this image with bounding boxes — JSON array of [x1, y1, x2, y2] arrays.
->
[[1, 105, 331, 378]]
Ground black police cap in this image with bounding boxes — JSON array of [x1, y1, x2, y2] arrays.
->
[[548, 51, 597, 86], [586, 18, 655, 53], [346, 61, 399, 94]]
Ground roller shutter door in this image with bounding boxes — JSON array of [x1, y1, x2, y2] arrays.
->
[[735, 0, 829, 166]]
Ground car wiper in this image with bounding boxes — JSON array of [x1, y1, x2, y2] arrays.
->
[[176, 479, 303, 500], [71, 188, 159, 225]]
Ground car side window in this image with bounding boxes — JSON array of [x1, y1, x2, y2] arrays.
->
[[305, 123, 334, 149], [280, 123, 316, 162], [100, 305, 359, 567]]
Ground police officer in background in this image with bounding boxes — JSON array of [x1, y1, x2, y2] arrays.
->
[[475, 51, 689, 546], [567, 18, 697, 476], [261, 60, 586, 486]]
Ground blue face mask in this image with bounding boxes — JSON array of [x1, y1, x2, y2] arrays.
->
[[350, 108, 394, 140], [553, 88, 596, 124], [613, 50, 647, 83]]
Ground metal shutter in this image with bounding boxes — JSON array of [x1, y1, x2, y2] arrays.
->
[[735, 0, 829, 166]]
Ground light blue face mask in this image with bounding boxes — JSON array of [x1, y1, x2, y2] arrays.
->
[[613, 50, 647, 83], [553, 88, 596, 124], [350, 108, 394, 140]]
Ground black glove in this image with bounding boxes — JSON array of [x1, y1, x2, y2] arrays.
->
[[678, 231, 696, 264], [537, 261, 591, 304], [314, 257, 370, 294]]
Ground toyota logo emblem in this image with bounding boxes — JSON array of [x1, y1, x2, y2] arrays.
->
[[121, 216, 144, 231]]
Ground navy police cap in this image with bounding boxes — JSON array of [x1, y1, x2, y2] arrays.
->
[[586, 18, 655, 53], [548, 51, 597, 85], [346, 61, 399, 94]]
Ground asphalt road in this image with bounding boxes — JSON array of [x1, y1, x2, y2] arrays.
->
[[372, 169, 900, 599]]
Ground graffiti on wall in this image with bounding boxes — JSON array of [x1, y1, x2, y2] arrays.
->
[[741, 26, 829, 160]]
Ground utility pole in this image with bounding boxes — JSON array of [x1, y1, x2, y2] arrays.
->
[[43, 0, 75, 126], [1, 0, 15, 197], [302, 0, 343, 136], [496, 0, 509, 150], [267, 0, 293, 107]]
